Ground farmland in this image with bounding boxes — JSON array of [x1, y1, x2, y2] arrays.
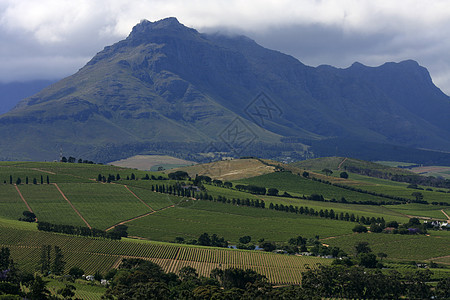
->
[[0, 218, 328, 284], [0, 158, 449, 289]]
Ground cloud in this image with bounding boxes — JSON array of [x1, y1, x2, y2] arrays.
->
[[0, 0, 449, 94]]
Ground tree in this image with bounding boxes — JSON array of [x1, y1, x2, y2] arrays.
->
[[267, 188, 279, 196], [52, 246, 65, 275], [15, 177, 21, 185], [21, 211, 36, 222], [28, 275, 50, 300], [198, 233, 211, 246], [223, 181, 233, 188], [69, 266, 84, 278], [33, 177, 37, 184], [386, 220, 399, 228], [302, 171, 309, 178], [112, 225, 128, 238], [26, 176, 28, 184], [354, 242, 371, 255], [340, 171, 349, 179], [40, 245, 51, 275], [46, 176, 49, 184], [411, 192, 424, 202], [40, 175, 43, 184], [352, 225, 368, 233], [359, 253, 378, 268], [239, 236, 252, 244], [0, 247, 11, 270], [57, 284, 76, 299], [322, 169, 333, 176], [377, 252, 387, 261], [61, 156, 67, 163]]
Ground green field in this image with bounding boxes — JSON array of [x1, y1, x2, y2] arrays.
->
[[0, 218, 329, 284], [57, 183, 153, 230], [18, 184, 87, 226], [126, 200, 355, 243], [325, 231, 450, 261], [0, 184, 28, 219], [236, 172, 394, 203], [1, 160, 449, 287]]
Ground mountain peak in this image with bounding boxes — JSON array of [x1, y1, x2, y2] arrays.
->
[[128, 17, 197, 41]]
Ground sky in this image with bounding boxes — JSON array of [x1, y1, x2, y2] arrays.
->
[[1, 0, 450, 95]]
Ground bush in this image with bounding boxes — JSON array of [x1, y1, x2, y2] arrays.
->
[[352, 225, 368, 233]]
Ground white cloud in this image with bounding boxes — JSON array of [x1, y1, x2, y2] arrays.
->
[[0, 0, 449, 94]]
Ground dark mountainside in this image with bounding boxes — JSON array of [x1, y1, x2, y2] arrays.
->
[[1, 17, 449, 163]]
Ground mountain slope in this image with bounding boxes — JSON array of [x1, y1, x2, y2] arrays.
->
[[1, 17, 449, 162]]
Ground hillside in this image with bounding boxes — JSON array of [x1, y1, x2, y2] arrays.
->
[[173, 158, 275, 180], [1, 18, 450, 162], [291, 157, 414, 175], [109, 154, 196, 171]]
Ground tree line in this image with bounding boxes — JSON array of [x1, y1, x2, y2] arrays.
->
[[103, 258, 449, 299], [96, 172, 166, 183], [37, 221, 126, 240], [3, 175, 50, 185]]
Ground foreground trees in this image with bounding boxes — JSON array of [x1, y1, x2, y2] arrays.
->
[[100, 258, 449, 299]]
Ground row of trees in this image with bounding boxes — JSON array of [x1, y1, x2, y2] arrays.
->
[[268, 202, 387, 225], [234, 184, 267, 195], [174, 233, 228, 248], [353, 217, 429, 235], [37, 221, 125, 240], [96, 173, 167, 183], [39, 245, 65, 276], [3, 175, 49, 185], [60, 156, 94, 164]]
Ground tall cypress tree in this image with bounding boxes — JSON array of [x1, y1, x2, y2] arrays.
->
[[40, 245, 51, 275], [52, 246, 65, 275]]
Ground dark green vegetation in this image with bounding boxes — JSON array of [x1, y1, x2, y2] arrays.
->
[[1, 18, 450, 164], [0, 158, 449, 299]]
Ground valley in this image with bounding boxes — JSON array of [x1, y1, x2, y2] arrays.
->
[[0, 157, 449, 298]]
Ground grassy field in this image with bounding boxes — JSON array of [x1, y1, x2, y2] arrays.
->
[[18, 184, 87, 226], [57, 183, 153, 230], [410, 166, 450, 179], [324, 231, 450, 262], [0, 218, 329, 284], [0, 184, 28, 219], [175, 158, 275, 181], [1, 160, 449, 285], [126, 200, 355, 243], [235, 172, 396, 203]]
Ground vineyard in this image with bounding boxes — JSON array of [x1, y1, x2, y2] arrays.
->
[[0, 221, 329, 284]]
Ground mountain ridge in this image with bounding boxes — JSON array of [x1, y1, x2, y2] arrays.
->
[[1, 17, 449, 162]]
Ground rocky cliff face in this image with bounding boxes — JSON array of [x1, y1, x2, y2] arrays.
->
[[1, 17, 449, 161]]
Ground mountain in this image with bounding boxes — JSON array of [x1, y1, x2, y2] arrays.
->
[[1, 17, 449, 162]]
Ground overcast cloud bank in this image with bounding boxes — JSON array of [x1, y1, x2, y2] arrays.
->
[[1, 0, 449, 95]]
